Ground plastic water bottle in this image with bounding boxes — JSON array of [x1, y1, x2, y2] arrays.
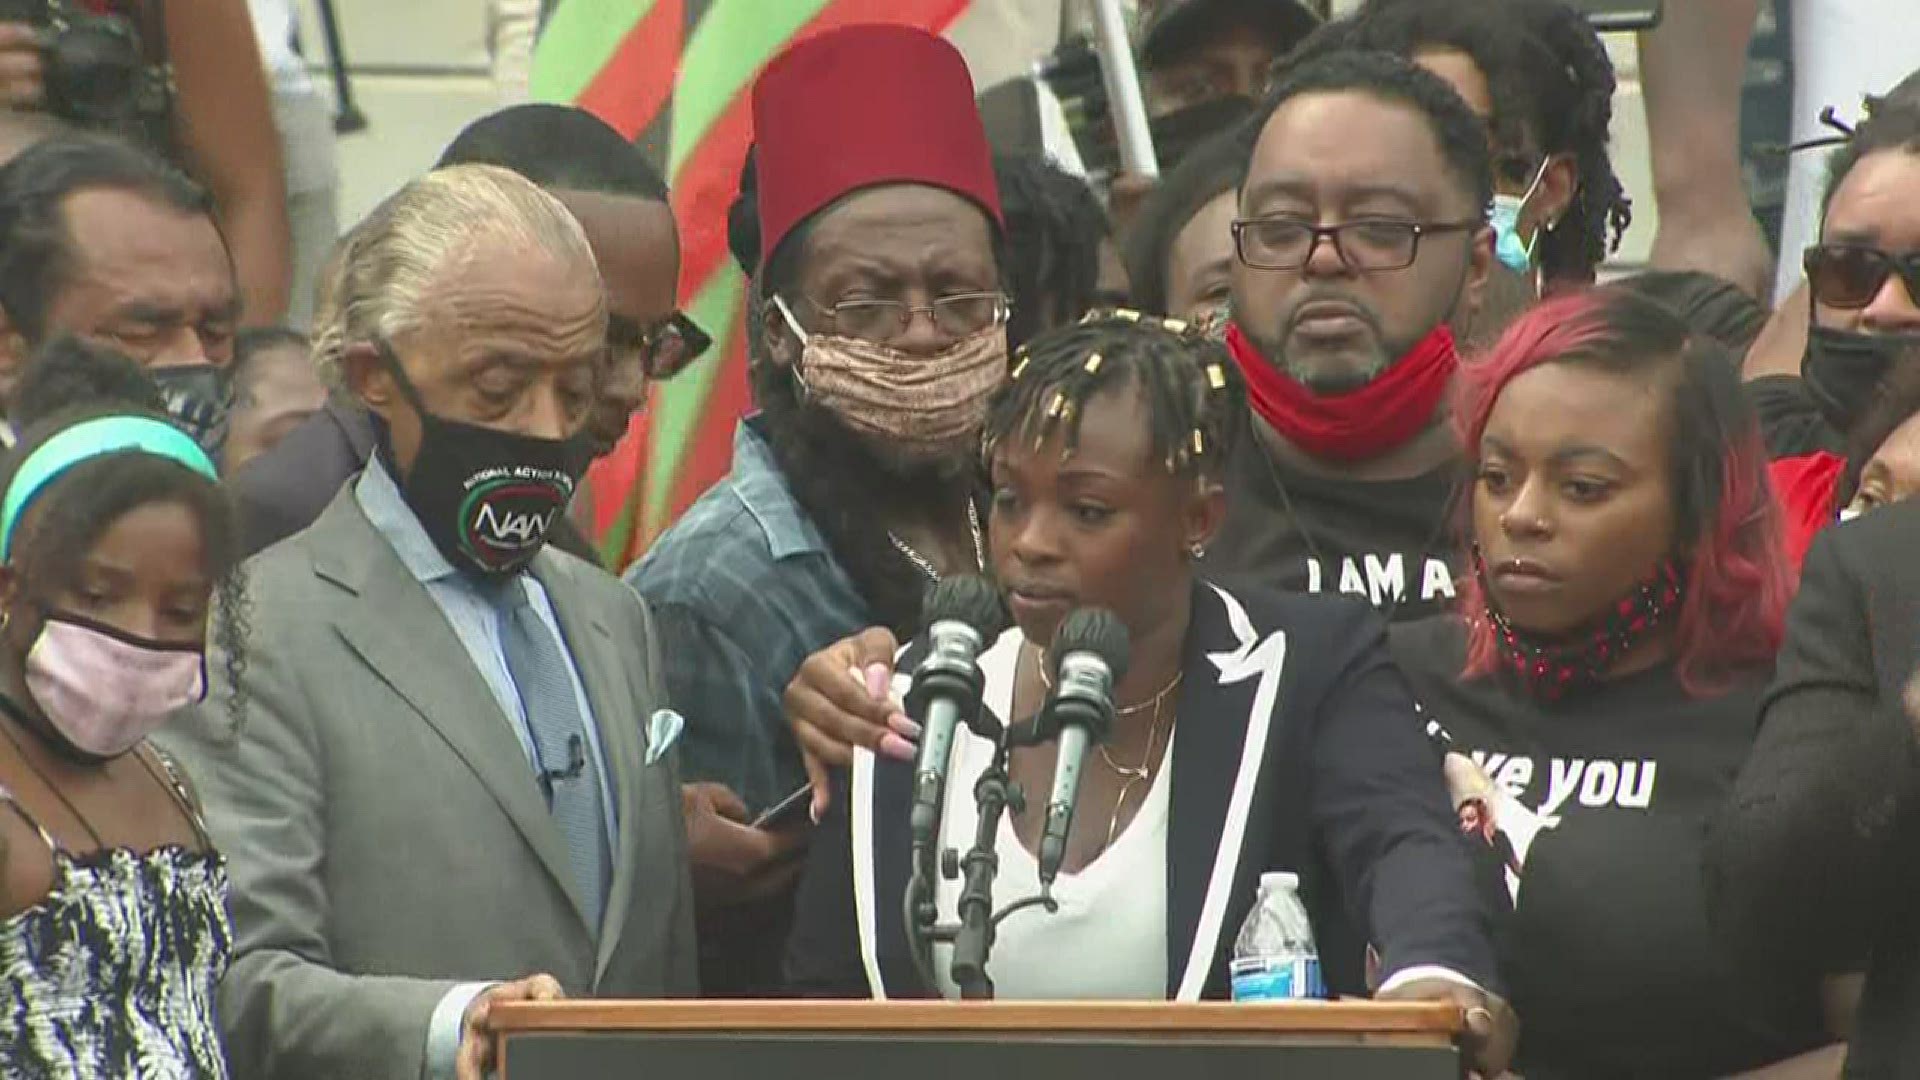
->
[[1230, 871, 1325, 1001]]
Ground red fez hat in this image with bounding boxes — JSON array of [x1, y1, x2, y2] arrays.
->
[[752, 23, 1002, 266]]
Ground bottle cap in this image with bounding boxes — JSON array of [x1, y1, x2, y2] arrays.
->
[[1261, 871, 1300, 892]]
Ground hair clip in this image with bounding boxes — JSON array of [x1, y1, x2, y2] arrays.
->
[[1191, 428, 1206, 455], [1046, 391, 1066, 418], [1113, 308, 1142, 323], [1206, 363, 1226, 390], [1162, 317, 1189, 334], [1011, 353, 1029, 380], [1083, 351, 1103, 374]]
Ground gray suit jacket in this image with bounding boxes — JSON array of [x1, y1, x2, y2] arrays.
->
[[159, 485, 696, 1080]]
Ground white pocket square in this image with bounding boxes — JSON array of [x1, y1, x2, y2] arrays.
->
[[645, 709, 685, 765]]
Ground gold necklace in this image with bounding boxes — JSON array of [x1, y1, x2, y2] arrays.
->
[[1030, 646, 1182, 846], [888, 499, 984, 583]]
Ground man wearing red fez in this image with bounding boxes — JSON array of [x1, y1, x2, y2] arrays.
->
[[1202, 49, 1495, 624], [627, 23, 1008, 992]]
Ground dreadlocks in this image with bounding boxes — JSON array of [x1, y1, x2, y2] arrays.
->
[[1337, 0, 1631, 284], [995, 154, 1114, 351], [983, 311, 1248, 484]]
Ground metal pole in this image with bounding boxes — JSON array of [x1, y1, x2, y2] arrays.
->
[[1088, 0, 1158, 178], [312, 0, 368, 134]]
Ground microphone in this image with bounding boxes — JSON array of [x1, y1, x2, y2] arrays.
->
[[537, 734, 586, 800], [904, 575, 1011, 860], [1036, 608, 1130, 888]]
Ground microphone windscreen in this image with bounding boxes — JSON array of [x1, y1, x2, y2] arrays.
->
[[924, 574, 1011, 641], [1050, 608, 1130, 683]]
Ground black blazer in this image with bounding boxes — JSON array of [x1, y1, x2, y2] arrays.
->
[[785, 579, 1500, 1000], [1706, 499, 1920, 1077], [232, 398, 378, 557]]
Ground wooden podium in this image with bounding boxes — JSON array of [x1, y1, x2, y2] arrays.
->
[[491, 1000, 1465, 1080]]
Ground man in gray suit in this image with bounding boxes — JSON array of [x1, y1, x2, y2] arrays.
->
[[161, 163, 695, 1080]]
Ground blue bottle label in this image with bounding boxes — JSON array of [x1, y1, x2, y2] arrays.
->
[[1229, 956, 1325, 1001]]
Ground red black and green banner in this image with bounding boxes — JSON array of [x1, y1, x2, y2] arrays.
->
[[531, 0, 973, 569]]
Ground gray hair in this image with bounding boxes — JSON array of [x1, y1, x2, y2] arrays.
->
[[311, 163, 600, 386]]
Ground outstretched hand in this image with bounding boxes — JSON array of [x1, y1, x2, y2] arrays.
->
[[784, 626, 918, 819]]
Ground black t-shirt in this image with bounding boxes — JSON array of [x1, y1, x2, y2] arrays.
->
[[1205, 427, 1462, 622], [1390, 617, 1828, 1078]]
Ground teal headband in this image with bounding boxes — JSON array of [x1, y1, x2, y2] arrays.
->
[[0, 416, 219, 561]]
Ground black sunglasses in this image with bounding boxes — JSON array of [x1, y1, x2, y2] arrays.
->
[[607, 310, 713, 379], [1804, 244, 1920, 310]]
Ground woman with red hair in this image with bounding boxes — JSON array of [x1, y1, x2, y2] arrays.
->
[[1390, 286, 1853, 1075]]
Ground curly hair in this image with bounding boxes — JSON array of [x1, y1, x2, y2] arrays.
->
[[1452, 286, 1788, 698], [1245, 49, 1494, 217], [0, 406, 250, 730], [994, 154, 1113, 351], [1822, 99, 1920, 218], [1344, 0, 1631, 284]]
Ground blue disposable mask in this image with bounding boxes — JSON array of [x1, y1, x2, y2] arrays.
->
[[1489, 161, 1550, 274]]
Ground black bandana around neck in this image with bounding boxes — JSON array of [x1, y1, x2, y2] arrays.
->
[[1476, 549, 1686, 702], [371, 341, 591, 580]]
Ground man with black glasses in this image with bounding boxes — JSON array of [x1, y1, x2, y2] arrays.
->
[[626, 24, 1008, 993], [1205, 51, 1495, 620]]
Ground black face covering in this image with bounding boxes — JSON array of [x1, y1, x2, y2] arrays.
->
[[372, 342, 591, 580], [1802, 325, 1920, 433], [151, 364, 233, 457]]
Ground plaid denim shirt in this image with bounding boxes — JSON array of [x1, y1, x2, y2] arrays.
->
[[624, 418, 873, 813]]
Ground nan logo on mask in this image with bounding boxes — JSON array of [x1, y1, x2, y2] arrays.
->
[[457, 464, 575, 573]]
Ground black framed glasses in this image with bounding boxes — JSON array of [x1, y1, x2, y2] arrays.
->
[[1231, 217, 1480, 272], [607, 310, 713, 380], [1804, 244, 1920, 309], [808, 291, 1009, 342]]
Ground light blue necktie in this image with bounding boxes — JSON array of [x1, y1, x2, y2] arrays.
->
[[493, 578, 611, 933]]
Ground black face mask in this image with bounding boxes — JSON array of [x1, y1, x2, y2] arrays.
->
[[1802, 325, 1920, 433], [151, 364, 233, 457], [373, 342, 591, 580]]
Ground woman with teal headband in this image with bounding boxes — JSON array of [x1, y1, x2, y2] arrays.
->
[[0, 348, 248, 1078]]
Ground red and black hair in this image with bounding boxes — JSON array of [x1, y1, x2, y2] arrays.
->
[[1452, 286, 1790, 697]]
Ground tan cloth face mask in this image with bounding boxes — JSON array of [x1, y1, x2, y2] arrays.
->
[[775, 295, 1008, 462]]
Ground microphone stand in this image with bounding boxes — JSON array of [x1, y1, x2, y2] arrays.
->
[[948, 744, 1018, 999], [907, 721, 1059, 1000]]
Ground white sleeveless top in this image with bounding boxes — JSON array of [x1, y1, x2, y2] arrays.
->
[[929, 631, 1170, 1000]]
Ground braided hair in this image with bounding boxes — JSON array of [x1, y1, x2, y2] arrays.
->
[[983, 311, 1248, 485], [995, 154, 1113, 351], [1337, 0, 1630, 283]]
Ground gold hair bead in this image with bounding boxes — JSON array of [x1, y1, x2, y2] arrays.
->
[[1046, 391, 1066, 418], [1163, 317, 1189, 333], [1192, 429, 1206, 454], [1011, 354, 1029, 380], [1083, 352, 1103, 374], [1206, 364, 1226, 390], [1114, 309, 1142, 322]]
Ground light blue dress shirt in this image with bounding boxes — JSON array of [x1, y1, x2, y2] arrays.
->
[[355, 460, 618, 1080]]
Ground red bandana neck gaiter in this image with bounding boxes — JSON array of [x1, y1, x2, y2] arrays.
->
[[1476, 550, 1687, 702], [1224, 320, 1459, 462]]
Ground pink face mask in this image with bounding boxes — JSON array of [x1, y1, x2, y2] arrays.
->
[[24, 614, 207, 759]]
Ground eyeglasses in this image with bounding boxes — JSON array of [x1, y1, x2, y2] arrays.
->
[[1804, 244, 1920, 309], [807, 291, 1009, 343], [1231, 217, 1480, 272], [607, 310, 713, 380]]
